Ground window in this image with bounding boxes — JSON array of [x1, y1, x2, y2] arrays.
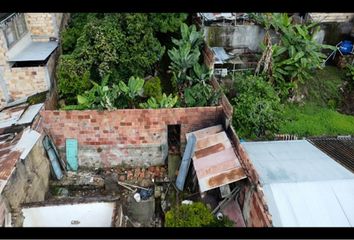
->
[[3, 14, 28, 49]]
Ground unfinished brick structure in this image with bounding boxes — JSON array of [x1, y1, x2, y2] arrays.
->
[[0, 13, 69, 110], [40, 107, 223, 168], [227, 126, 272, 227]]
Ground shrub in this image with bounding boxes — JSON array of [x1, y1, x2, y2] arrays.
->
[[345, 64, 354, 88], [139, 93, 178, 109], [183, 83, 220, 107], [143, 77, 163, 99], [232, 73, 283, 139], [164, 202, 214, 227]]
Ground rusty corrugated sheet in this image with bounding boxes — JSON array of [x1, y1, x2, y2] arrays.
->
[[0, 132, 22, 181], [188, 126, 247, 193], [309, 137, 354, 174]]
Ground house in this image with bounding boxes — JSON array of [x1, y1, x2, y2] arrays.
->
[[241, 140, 354, 227], [0, 13, 69, 110]]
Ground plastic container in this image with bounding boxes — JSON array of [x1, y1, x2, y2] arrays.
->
[[339, 40, 353, 55]]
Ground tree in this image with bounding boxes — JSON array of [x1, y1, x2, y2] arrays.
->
[[147, 13, 188, 33]]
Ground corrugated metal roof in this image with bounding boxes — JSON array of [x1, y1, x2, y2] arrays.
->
[[199, 13, 235, 21], [242, 140, 354, 227], [16, 103, 43, 125], [189, 126, 246, 192], [309, 137, 354, 174], [8, 41, 58, 62], [0, 104, 27, 129], [211, 47, 231, 64]]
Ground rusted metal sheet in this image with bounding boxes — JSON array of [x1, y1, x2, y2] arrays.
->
[[0, 104, 27, 130], [198, 167, 246, 192], [194, 143, 225, 159], [195, 131, 231, 151], [0, 131, 23, 181], [186, 124, 223, 140], [188, 126, 247, 193]]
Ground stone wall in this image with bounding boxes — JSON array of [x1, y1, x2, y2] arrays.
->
[[40, 107, 223, 168], [1, 136, 51, 227], [227, 126, 272, 227]]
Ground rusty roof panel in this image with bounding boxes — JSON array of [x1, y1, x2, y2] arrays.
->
[[194, 143, 225, 159], [0, 104, 27, 129], [195, 131, 231, 151], [188, 126, 247, 193], [0, 131, 23, 181], [198, 167, 246, 192]]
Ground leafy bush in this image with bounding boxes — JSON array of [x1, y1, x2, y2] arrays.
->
[[345, 64, 354, 88], [57, 13, 165, 102], [184, 83, 220, 107], [171, 23, 204, 49], [139, 93, 178, 109], [143, 77, 163, 99], [118, 76, 145, 108], [232, 73, 283, 139], [57, 55, 92, 105], [164, 202, 214, 227], [147, 13, 188, 33]]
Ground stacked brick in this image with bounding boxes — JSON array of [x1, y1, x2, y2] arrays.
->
[[40, 107, 223, 168]]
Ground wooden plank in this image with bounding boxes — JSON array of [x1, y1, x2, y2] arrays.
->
[[186, 125, 223, 140], [176, 134, 196, 191]]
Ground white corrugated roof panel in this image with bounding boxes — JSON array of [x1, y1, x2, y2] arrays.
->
[[242, 140, 354, 227]]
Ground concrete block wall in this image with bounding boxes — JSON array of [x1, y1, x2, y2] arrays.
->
[[40, 107, 223, 168], [1, 136, 51, 227], [227, 126, 272, 227]]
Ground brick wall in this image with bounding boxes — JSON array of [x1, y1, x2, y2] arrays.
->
[[227, 126, 272, 227], [3, 66, 48, 101], [40, 107, 223, 168], [25, 13, 56, 41]]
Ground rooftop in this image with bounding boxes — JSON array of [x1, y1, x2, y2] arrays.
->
[[242, 140, 354, 227]]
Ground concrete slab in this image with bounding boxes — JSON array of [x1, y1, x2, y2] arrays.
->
[[22, 202, 115, 227]]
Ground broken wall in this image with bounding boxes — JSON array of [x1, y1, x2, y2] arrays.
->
[[1, 136, 51, 227], [40, 107, 223, 169], [227, 126, 272, 227]]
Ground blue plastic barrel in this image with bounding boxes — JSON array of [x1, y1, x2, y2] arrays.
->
[[339, 40, 353, 55]]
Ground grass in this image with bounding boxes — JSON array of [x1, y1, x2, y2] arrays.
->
[[279, 66, 354, 137], [280, 103, 354, 137]]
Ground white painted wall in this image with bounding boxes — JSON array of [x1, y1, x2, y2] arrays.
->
[[22, 202, 115, 227]]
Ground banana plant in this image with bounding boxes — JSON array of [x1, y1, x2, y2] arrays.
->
[[139, 93, 178, 109], [187, 63, 213, 86], [118, 76, 144, 108], [171, 23, 204, 50]]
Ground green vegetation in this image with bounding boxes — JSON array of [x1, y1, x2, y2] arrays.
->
[[251, 13, 335, 99], [345, 64, 354, 88], [280, 103, 354, 137], [231, 73, 283, 139], [143, 77, 163, 100], [168, 23, 220, 107], [139, 93, 178, 109], [164, 202, 233, 227]]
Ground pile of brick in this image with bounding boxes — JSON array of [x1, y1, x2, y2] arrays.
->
[[115, 166, 169, 184]]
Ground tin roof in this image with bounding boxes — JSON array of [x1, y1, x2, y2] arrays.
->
[[0, 103, 43, 132], [309, 137, 354, 174], [8, 41, 58, 62], [189, 125, 247, 192], [242, 140, 354, 227], [308, 13, 354, 23]]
